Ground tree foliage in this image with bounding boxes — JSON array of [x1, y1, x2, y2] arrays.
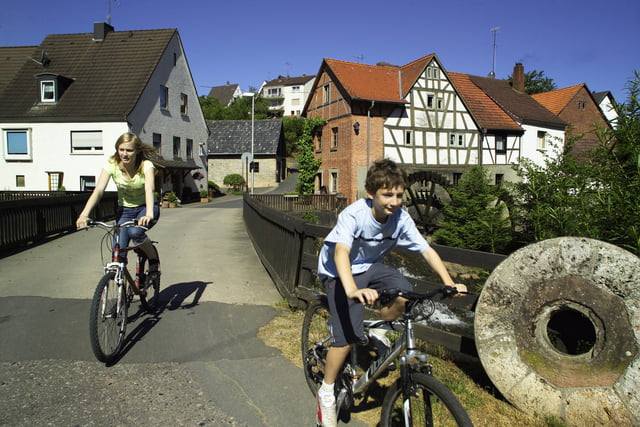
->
[[295, 118, 325, 194], [433, 165, 512, 253], [198, 95, 269, 120], [282, 116, 305, 157], [223, 173, 245, 192], [508, 69, 557, 94]]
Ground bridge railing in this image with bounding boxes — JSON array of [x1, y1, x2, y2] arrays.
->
[[0, 191, 118, 255], [243, 193, 506, 356]]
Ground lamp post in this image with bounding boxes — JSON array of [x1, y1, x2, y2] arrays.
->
[[243, 92, 255, 194]]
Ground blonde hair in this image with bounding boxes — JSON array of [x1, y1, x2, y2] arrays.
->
[[110, 132, 156, 175]]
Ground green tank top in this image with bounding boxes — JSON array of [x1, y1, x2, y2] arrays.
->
[[104, 160, 154, 207]]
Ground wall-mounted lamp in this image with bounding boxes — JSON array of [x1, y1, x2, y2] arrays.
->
[[353, 121, 360, 135]]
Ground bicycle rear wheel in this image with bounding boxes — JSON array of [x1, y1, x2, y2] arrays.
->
[[380, 372, 473, 427], [301, 299, 332, 395], [89, 272, 128, 363]]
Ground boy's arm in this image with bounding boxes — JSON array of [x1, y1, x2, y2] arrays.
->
[[421, 246, 468, 294], [335, 243, 379, 305]]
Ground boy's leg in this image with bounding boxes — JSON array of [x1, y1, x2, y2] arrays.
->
[[323, 345, 351, 385]]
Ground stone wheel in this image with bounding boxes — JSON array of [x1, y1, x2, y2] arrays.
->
[[474, 237, 640, 426]]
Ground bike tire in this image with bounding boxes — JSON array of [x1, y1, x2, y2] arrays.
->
[[301, 299, 332, 396], [380, 372, 473, 427], [140, 259, 161, 313], [89, 272, 128, 363]]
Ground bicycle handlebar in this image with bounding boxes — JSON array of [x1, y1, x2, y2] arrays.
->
[[77, 219, 154, 232], [377, 286, 471, 307]]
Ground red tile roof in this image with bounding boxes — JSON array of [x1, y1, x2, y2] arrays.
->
[[324, 54, 436, 103], [448, 72, 522, 131], [532, 84, 585, 115]]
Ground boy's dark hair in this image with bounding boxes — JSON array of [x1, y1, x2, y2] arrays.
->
[[365, 158, 408, 194]]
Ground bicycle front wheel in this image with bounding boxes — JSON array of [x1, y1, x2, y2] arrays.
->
[[301, 299, 332, 396], [89, 272, 128, 363], [380, 372, 473, 427]]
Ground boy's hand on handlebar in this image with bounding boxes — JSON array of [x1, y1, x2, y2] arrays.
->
[[449, 283, 468, 297], [347, 288, 379, 305]]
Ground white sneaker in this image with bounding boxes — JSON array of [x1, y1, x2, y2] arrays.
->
[[317, 391, 337, 427], [368, 328, 391, 351]]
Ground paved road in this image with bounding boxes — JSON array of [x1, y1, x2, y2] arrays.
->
[[0, 189, 369, 426]]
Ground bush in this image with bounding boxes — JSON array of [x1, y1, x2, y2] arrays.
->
[[199, 189, 208, 198], [208, 180, 219, 191], [223, 173, 245, 192]]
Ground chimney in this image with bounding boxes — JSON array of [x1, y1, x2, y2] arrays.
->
[[93, 22, 114, 42], [512, 63, 525, 93]]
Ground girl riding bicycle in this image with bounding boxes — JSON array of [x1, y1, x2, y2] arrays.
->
[[76, 132, 159, 263], [315, 158, 467, 427]]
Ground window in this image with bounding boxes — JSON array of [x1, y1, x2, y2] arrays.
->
[[16, 175, 25, 187], [331, 127, 338, 149], [180, 93, 188, 115], [495, 135, 506, 154], [47, 171, 64, 191], [449, 133, 465, 148], [323, 84, 331, 105], [186, 138, 193, 159], [426, 94, 434, 109], [173, 136, 181, 158], [3, 129, 32, 161], [80, 176, 96, 191], [495, 174, 504, 186], [292, 86, 300, 92], [40, 80, 56, 103], [71, 131, 103, 153], [437, 95, 444, 110], [250, 161, 260, 173], [152, 133, 162, 152], [160, 85, 169, 109], [330, 171, 338, 193], [316, 131, 322, 150], [426, 67, 440, 79], [537, 131, 547, 149], [267, 88, 281, 97], [578, 101, 586, 111], [292, 98, 300, 106], [453, 172, 462, 186], [405, 130, 413, 145]]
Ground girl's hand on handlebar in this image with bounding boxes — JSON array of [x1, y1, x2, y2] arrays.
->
[[137, 215, 154, 227], [76, 216, 90, 229]]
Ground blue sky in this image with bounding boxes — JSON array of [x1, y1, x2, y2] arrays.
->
[[1, 0, 638, 103]]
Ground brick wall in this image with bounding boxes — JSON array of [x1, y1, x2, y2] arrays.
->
[[561, 86, 610, 158]]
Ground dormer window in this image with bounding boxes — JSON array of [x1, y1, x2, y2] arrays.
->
[[40, 81, 56, 103]]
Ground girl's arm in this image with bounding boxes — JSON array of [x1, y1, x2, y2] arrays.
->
[[76, 168, 111, 228], [138, 163, 156, 226]]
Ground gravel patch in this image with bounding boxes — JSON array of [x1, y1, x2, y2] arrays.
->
[[0, 360, 244, 426]]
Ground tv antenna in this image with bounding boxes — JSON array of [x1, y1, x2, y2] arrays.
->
[[489, 26, 500, 78], [352, 54, 364, 63], [106, 0, 121, 25]]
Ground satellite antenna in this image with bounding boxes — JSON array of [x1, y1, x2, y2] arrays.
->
[[31, 50, 50, 68], [489, 27, 500, 78]]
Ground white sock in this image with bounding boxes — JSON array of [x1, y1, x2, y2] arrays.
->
[[370, 327, 387, 339], [318, 380, 335, 406]]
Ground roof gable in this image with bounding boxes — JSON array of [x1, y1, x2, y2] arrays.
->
[[263, 75, 315, 87], [448, 72, 522, 132], [206, 119, 283, 155], [0, 28, 177, 122], [0, 46, 38, 96], [532, 84, 585, 115], [208, 83, 240, 106], [323, 58, 406, 103], [470, 75, 567, 128]]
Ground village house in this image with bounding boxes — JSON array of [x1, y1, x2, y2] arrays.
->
[[207, 82, 242, 107], [259, 75, 316, 117], [533, 84, 613, 157], [303, 55, 566, 203], [0, 22, 208, 201], [206, 119, 286, 190]]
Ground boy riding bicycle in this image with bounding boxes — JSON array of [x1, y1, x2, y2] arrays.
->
[[315, 158, 467, 427]]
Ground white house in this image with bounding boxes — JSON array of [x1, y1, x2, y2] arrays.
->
[[0, 23, 209, 201], [259, 75, 315, 117]]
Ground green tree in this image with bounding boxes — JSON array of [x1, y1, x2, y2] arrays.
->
[[508, 69, 557, 94], [223, 173, 246, 192], [198, 94, 270, 120], [295, 118, 325, 194], [282, 116, 305, 157], [433, 165, 511, 253]]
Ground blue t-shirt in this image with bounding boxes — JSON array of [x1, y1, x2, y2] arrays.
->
[[317, 198, 429, 278]]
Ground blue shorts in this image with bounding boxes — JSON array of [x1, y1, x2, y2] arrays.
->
[[322, 263, 412, 347]]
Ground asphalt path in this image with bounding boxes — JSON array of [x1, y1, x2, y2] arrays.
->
[[0, 191, 363, 426]]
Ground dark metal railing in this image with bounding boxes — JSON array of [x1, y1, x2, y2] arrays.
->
[[243, 193, 507, 356], [251, 193, 347, 213], [0, 192, 118, 255]]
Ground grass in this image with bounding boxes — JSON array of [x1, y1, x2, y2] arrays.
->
[[257, 303, 567, 427]]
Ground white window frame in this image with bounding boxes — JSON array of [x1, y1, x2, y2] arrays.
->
[[40, 80, 56, 103], [449, 133, 465, 148], [3, 128, 32, 161], [537, 131, 547, 149], [495, 135, 506, 154], [330, 170, 339, 193], [186, 138, 193, 159], [323, 84, 331, 105], [180, 93, 188, 115], [160, 85, 169, 109], [80, 175, 96, 191], [331, 127, 338, 149], [71, 130, 103, 154], [405, 130, 413, 145]]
